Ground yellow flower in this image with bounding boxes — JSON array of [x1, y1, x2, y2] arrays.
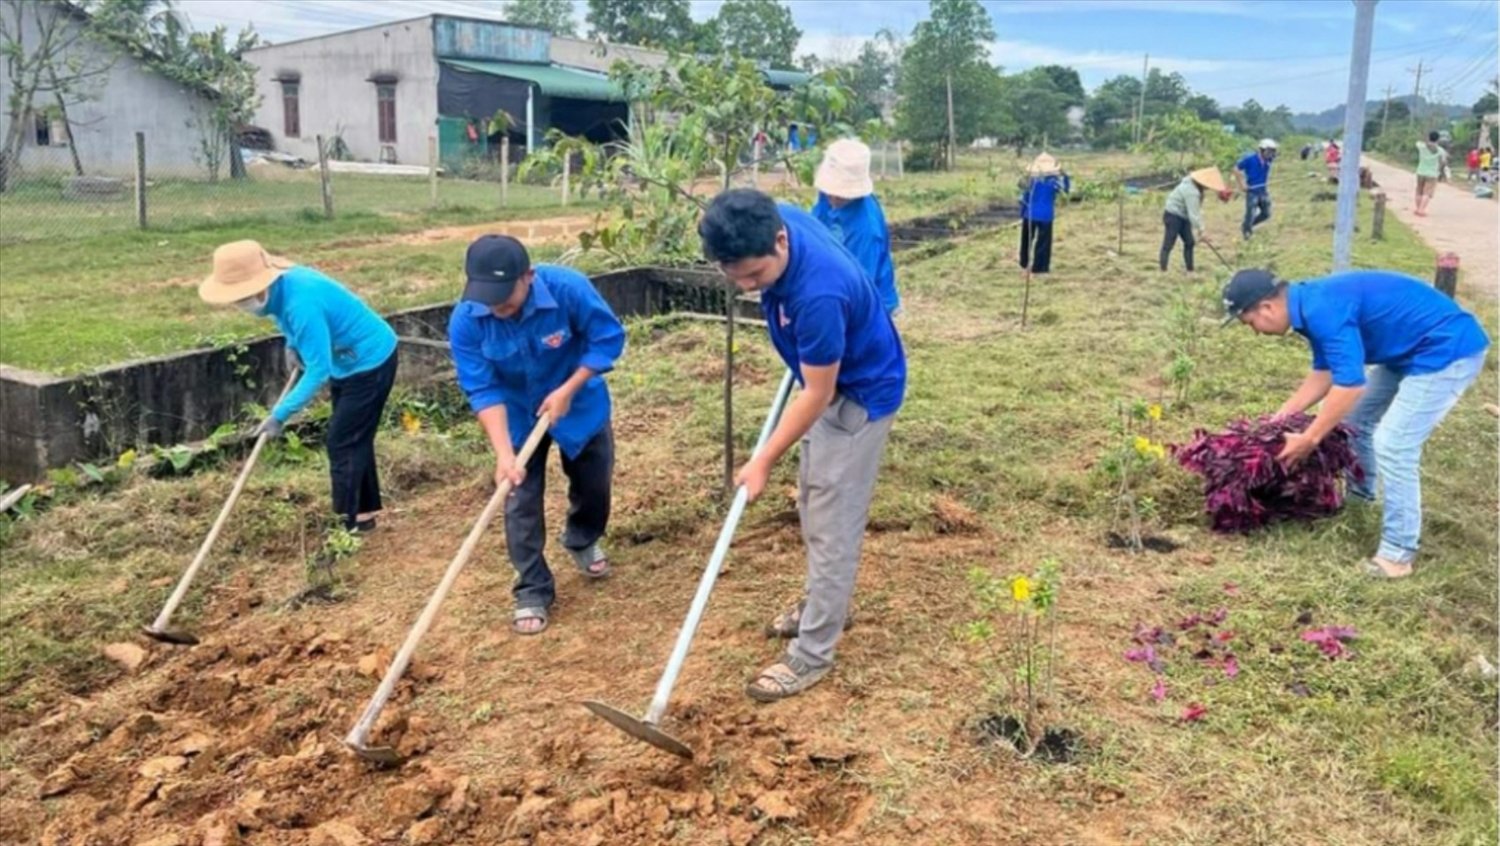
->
[[1011, 576, 1032, 602], [1133, 435, 1151, 456], [1150, 443, 1167, 461], [1148, 404, 1163, 421], [400, 409, 422, 435]]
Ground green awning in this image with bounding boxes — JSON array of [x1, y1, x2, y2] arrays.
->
[[441, 59, 626, 102], [762, 68, 812, 89]]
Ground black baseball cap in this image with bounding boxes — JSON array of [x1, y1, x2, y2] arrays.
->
[[1221, 268, 1282, 326], [462, 234, 531, 305]]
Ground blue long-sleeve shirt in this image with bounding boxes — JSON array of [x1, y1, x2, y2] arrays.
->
[[264, 266, 398, 422], [1288, 270, 1489, 388], [447, 265, 626, 458], [1020, 173, 1070, 222], [811, 192, 901, 314]]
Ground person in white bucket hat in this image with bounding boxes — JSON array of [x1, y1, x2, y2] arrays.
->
[[811, 138, 901, 316]]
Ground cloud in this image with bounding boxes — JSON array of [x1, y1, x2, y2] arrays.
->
[[986, 39, 1235, 75]]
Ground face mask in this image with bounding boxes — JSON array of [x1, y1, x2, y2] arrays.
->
[[235, 292, 267, 315]]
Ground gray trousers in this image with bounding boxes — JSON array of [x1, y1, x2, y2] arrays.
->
[[504, 425, 613, 609], [789, 395, 895, 670]]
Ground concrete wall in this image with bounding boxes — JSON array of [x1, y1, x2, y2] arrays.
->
[[549, 36, 667, 74], [245, 18, 439, 166], [0, 3, 218, 178], [433, 16, 549, 62]]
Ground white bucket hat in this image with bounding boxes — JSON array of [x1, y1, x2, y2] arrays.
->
[[814, 138, 874, 199], [1027, 152, 1061, 176]]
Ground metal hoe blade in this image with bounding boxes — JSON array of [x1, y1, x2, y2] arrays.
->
[[344, 741, 403, 767], [582, 700, 693, 760], [140, 624, 199, 646], [584, 371, 795, 759]]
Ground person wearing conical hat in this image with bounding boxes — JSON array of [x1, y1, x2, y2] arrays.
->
[[811, 138, 901, 316], [1018, 152, 1070, 274], [200, 241, 399, 533], [1160, 166, 1227, 272]]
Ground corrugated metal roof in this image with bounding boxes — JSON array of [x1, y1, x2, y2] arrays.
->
[[762, 68, 812, 89], [441, 59, 625, 102]]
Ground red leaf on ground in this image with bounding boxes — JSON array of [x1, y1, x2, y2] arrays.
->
[[1180, 702, 1208, 722]]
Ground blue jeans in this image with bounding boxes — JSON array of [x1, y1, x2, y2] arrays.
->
[[1345, 352, 1487, 563], [1242, 189, 1271, 237]]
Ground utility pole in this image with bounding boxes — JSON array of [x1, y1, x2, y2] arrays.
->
[[1134, 53, 1149, 144], [1407, 60, 1425, 124], [1334, 0, 1378, 272], [1380, 83, 1394, 137]]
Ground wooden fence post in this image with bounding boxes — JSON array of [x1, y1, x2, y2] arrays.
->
[[1370, 190, 1385, 240], [895, 140, 904, 179], [134, 131, 146, 229], [561, 153, 570, 207], [1116, 183, 1125, 254], [428, 134, 438, 207], [316, 134, 334, 220], [500, 141, 510, 207]]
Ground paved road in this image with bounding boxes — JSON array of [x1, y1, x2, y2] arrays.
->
[[1363, 157, 1498, 300]]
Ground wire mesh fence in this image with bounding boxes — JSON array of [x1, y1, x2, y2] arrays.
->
[[0, 131, 585, 246]]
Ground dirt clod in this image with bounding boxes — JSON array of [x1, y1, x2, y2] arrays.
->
[[138, 755, 188, 779], [103, 642, 148, 671], [404, 817, 445, 845], [310, 819, 371, 846], [753, 790, 801, 822], [37, 757, 83, 798], [568, 795, 611, 825]]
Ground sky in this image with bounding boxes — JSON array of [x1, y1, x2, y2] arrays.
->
[[173, 0, 1500, 114]]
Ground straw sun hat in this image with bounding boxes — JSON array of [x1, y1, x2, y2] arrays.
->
[[1027, 152, 1061, 176], [1188, 166, 1228, 193], [200, 240, 292, 304], [814, 138, 875, 199]]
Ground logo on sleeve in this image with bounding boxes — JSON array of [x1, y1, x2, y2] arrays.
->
[[778, 304, 791, 328], [542, 330, 567, 349]]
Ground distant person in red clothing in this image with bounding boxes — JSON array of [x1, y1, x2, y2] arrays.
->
[[1324, 140, 1341, 180], [1467, 148, 1482, 181]]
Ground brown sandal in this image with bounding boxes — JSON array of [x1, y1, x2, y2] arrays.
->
[[764, 599, 854, 639], [745, 656, 830, 703]]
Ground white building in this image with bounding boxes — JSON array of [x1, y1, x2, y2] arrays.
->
[[0, 1, 220, 181]]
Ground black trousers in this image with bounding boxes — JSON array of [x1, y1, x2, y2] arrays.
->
[[327, 349, 398, 527], [505, 425, 614, 609], [1160, 211, 1195, 271], [1019, 219, 1053, 273]]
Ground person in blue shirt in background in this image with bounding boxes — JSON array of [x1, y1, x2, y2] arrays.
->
[[811, 138, 901, 316], [1223, 268, 1489, 579], [199, 240, 399, 534], [1234, 139, 1278, 239], [1017, 152, 1070, 274], [700, 189, 906, 703], [448, 235, 626, 635]]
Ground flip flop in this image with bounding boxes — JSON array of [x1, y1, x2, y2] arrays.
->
[[745, 656, 830, 703], [568, 542, 611, 580], [512, 606, 550, 635], [764, 599, 854, 640], [1362, 557, 1413, 579]]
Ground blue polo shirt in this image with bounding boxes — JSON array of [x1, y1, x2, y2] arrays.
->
[[448, 265, 626, 458], [1236, 151, 1272, 191], [1020, 174, 1070, 222], [811, 192, 900, 314], [264, 266, 398, 423], [1288, 270, 1489, 388], [762, 204, 906, 420]]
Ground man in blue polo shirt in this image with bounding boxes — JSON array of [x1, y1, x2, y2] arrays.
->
[[448, 235, 626, 634], [1234, 139, 1278, 239], [699, 188, 906, 702], [1223, 268, 1489, 578]]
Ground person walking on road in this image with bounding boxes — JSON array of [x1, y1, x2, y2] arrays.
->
[[448, 235, 627, 635], [1161, 166, 1226, 272], [811, 138, 902, 317], [1414, 131, 1447, 216], [200, 241, 399, 534], [699, 189, 906, 703], [1234, 139, 1277, 239], [1017, 152, 1071, 274], [1222, 268, 1489, 580]]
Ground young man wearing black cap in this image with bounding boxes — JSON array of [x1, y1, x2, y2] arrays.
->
[[699, 189, 907, 702], [1222, 268, 1489, 578], [448, 235, 627, 634]]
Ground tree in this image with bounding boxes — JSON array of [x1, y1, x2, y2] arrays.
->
[[709, 0, 799, 68], [1142, 68, 1188, 118], [998, 67, 1070, 152], [0, 0, 154, 186], [1036, 64, 1084, 107], [1184, 93, 1220, 122], [1084, 74, 1141, 145], [896, 0, 997, 168], [505, 0, 577, 36], [1473, 88, 1498, 119], [585, 0, 703, 52]]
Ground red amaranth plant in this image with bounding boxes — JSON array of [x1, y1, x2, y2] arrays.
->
[[1174, 413, 1364, 534]]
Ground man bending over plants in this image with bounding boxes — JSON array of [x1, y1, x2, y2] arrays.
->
[[700, 189, 907, 701], [1222, 268, 1489, 578], [448, 235, 626, 635]]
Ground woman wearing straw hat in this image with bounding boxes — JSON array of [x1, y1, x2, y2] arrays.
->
[[1018, 152, 1070, 274], [200, 240, 399, 533], [1160, 166, 1226, 272], [811, 138, 901, 316]]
